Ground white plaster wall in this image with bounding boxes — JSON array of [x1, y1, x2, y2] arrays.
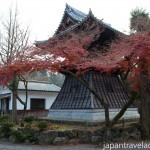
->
[[48, 108, 140, 122], [9, 93, 13, 110], [9, 91, 58, 110]]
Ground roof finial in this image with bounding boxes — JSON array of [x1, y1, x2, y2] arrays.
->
[[65, 3, 69, 8], [88, 8, 94, 16], [65, 3, 71, 12]]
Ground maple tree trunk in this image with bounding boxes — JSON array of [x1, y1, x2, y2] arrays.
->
[[21, 80, 28, 126], [21, 104, 27, 126], [140, 72, 150, 139], [64, 71, 110, 127], [11, 77, 19, 123], [9, 76, 28, 125], [12, 92, 17, 123], [104, 104, 110, 127], [110, 92, 136, 126]]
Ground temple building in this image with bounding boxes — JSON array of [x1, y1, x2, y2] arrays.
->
[[36, 4, 139, 122]]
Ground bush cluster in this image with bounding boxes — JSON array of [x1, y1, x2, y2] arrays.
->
[[11, 130, 24, 143], [24, 116, 34, 124], [37, 121, 49, 131], [0, 114, 11, 123], [0, 115, 51, 143], [0, 114, 14, 137], [24, 116, 35, 128]]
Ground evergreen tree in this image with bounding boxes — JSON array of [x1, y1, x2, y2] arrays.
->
[[130, 8, 150, 32]]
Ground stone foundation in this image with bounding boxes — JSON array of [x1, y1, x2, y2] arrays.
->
[[47, 108, 139, 122]]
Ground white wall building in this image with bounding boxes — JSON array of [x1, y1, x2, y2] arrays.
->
[[0, 81, 60, 117]]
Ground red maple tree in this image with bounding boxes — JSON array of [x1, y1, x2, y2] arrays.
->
[[111, 32, 150, 90], [0, 47, 43, 86], [109, 31, 150, 138], [34, 21, 150, 127], [33, 24, 125, 126], [1, 16, 149, 127]]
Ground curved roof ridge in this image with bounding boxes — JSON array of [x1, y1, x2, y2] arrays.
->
[[53, 4, 67, 36], [54, 12, 125, 38], [86, 9, 124, 35], [35, 5, 125, 46], [54, 9, 98, 38], [53, 4, 87, 36], [55, 6, 124, 37], [53, 14, 91, 38], [65, 3, 87, 21]]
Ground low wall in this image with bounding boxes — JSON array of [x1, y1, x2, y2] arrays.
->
[[47, 108, 139, 122], [18, 110, 49, 117], [6, 110, 49, 118], [7, 122, 141, 145]]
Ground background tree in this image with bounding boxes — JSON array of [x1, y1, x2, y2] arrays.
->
[[26, 71, 65, 87], [130, 8, 150, 32], [93, 7, 150, 133], [129, 7, 150, 139], [0, 7, 31, 123]]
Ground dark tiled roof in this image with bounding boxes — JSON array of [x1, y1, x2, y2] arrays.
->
[[64, 5, 122, 34], [35, 4, 124, 46], [92, 71, 129, 108], [54, 13, 123, 39], [51, 71, 132, 109], [54, 5, 123, 37], [18, 81, 60, 92], [65, 4, 86, 21]]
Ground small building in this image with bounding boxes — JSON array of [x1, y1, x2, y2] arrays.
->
[[48, 71, 139, 121], [0, 81, 60, 117], [36, 4, 139, 122]]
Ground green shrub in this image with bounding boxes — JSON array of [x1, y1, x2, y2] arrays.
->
[[22, 128, 38, 144], [1, 122, 14, 137], [0, 114, 11, 123], [24, 116, 34, 124], [24, 116, 34, 128], [11, 130, 24, 143], [37, 121, 48, 131]]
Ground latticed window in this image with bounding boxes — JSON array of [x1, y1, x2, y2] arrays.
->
[[30, 98, 45, 110]]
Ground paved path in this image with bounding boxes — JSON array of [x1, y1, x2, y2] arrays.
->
[[0, 141, 100, 150], [1, 141, 150, 150]]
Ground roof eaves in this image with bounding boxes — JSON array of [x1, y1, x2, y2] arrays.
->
[[17, 89, 59, 92], [53, 6, 67, 36], [34, 40, 48, 46], [87, 10, 125, 35]]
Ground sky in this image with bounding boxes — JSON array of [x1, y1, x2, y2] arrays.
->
[[0, 0, 150, 43]]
